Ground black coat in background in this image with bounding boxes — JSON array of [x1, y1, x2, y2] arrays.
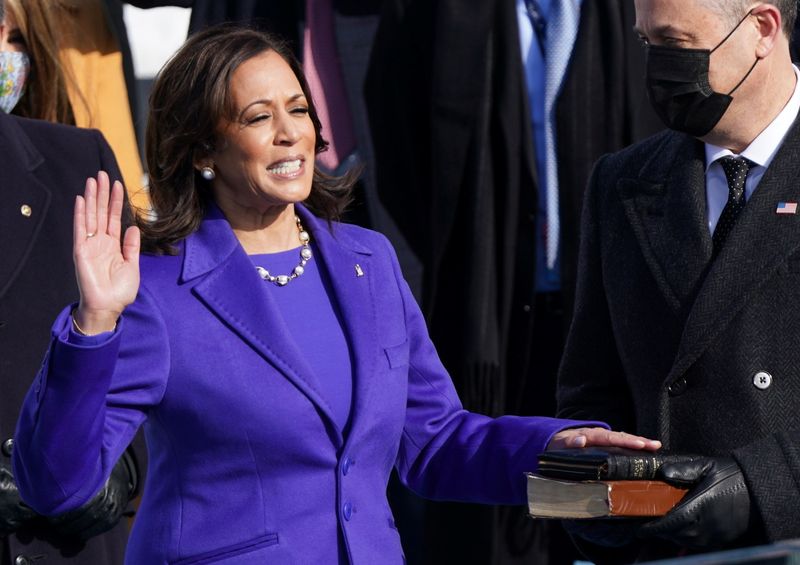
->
[[0, 113, 131, 565], [365, 1, 663, 562], [557, 120, 800, 563]]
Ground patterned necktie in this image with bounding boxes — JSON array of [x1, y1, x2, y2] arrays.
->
[[713, 156, 755, 254], [542, 0, 581, 270]]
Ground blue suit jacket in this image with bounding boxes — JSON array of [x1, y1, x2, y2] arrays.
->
[[13, 204, 592, 564]]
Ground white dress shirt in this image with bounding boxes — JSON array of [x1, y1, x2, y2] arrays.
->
[[705, 65, 800, 235]]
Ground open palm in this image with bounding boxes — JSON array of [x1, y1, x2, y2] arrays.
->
[[73, 171, 140, 334]]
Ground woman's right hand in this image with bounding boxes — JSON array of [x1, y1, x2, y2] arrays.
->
[[72, 171, 140, 335]]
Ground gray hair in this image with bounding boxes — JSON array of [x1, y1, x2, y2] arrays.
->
[[705, 0, 797, 38], [0, 2, 5, 22]]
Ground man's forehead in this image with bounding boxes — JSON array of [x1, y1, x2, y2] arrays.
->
[[634, 0, 716, 35]]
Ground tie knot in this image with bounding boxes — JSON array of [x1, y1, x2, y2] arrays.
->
[[718, 156, 755, 195]]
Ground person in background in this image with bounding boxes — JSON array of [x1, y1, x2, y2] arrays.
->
[[558, 0, 800, 561], [1, 3, 142, 564], [12, 25, 661, 565], [3, 0, 148, 211], [365, 1, 663, 562]]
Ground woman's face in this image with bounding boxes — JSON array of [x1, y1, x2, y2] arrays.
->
[[0, 2, 25, 53], [208, 49, 316, 217]]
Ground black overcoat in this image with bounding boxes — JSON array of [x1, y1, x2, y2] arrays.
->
[[0, 113, 131, 565], [558, 122, 800, 562]]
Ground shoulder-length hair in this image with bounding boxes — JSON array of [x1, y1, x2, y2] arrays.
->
[[6, 0, 75, 124], [140, 24, 354, 254]]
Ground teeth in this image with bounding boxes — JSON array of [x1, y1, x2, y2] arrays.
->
[[267, 159, 302, 175]]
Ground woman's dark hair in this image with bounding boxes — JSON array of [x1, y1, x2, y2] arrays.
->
[[139, 24, 354, 254]]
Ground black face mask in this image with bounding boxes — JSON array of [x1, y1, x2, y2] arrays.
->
[[645, 10, 759, 137]]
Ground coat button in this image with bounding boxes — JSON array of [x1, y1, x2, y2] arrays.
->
[[343, 502, 353, 521], [2, 438, 13, 457], [20, 205, 32, 217], [15, 555, 32, 565], [342, 456, 353, 476], [753, 371, 772, 390]]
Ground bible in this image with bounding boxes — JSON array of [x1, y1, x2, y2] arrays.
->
[[526, 474, 688, 518], [527, 447, 694, 518]]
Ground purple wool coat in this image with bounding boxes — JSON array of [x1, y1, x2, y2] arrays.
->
[[13, 204, 596, 564]]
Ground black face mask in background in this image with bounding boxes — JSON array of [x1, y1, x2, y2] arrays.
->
[[645, 10, 759, 137]]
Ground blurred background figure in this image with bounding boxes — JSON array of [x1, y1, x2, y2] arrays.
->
[[366, 0, 663, 563], [0, 2, 140, 562], [2, 0, 152, 211]]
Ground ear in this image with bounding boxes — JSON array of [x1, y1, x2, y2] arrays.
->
[[751, 3, 783, 59]]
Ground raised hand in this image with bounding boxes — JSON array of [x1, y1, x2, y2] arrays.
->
[[73, 171, 140, 335], [547, 427, 662, 451]]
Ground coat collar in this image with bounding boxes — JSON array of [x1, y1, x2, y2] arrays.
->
[[182, 202, 377, 448], [616, 131, 712, 313]]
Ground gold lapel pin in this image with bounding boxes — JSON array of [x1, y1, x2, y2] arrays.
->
[[355, 264, 364, 277]]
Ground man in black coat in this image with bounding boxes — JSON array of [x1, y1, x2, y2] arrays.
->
[[365, 1, 662, 563], [558, 0, 800, 561], [0, 111, 139, 564]]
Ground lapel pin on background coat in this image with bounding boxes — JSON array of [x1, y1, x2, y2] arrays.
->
[[355, 264, 364, 277], [776, 202, 798, 214]]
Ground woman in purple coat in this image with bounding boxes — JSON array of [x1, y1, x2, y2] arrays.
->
[[12, 26, 659, 564]]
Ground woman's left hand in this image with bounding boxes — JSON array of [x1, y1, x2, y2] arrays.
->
[[547, 427, 661, 451]]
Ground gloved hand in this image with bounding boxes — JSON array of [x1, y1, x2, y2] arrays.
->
[[638, 456, 750, 549], [0, 461, 37, 536], [44, 448, 139, 544]]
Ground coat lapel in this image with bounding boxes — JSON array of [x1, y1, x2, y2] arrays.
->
[[0, 114, 51, 298], [185, 205, 343, 446], [670, 120, 800, 382], [617, 132, 712, 313], [297, 206, 378, 439]]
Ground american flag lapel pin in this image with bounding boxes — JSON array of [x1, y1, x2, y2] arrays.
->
[[776, 202, 798, 214], [355, 264, 364, 277]]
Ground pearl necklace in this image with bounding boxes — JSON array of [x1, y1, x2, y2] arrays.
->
[[254, 216, 312, 286]]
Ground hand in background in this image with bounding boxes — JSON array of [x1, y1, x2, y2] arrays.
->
[[73, 171, 140, 335], [547, 428, 662, 451], [638, 456, 751, 549]]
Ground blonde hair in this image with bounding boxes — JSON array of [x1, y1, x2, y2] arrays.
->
[[6, 0, 75, 123]]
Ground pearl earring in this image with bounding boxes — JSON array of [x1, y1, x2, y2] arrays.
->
[[201, 166, 216, 181]]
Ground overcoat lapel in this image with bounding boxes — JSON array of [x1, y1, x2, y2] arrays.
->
[[0, 115, 51, 298], [298, 206, 379, 440], [669, 120, 800, 382], [185, 205, 344, 447], [616, 132, 712, 313]]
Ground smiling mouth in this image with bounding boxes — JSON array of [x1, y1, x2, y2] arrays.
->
[[266, 159, 303, 176]]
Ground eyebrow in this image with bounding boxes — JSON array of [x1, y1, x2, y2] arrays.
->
[[632, 23, 694, 41]]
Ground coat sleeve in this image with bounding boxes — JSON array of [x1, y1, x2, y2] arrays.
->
[[380, 235, 606, 505], [13, 285, 169, 515], [556, 155, 637, 432]]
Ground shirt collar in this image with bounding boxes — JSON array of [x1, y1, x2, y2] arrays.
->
[[705, 65, 800, 170]]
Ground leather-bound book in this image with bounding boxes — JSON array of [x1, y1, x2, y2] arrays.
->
[[526, 474, 688, 518], [537, 447, 702, 481]]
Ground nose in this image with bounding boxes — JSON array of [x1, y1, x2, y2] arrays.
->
[[273, 110, 300, 146]]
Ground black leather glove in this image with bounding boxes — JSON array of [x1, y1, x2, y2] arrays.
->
[[638, 456, 750, 549], [0, 461, 37, 536], [44, 448, 139, 544]]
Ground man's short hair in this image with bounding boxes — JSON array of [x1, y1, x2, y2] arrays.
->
[[0, 2, 5, 22], [706, 0, 797, 38]]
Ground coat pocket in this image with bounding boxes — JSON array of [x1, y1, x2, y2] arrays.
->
[[171, 533, 279, 565], [384, 340, 410, 369]]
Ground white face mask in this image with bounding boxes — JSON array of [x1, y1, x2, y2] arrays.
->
[[0, 50, 30, 113]]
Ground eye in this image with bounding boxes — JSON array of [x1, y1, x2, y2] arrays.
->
[[291, 106, 309, 115], [7, 28, 26, 48], [246, 113, 270, 124], [637, 35, 650, 47]]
